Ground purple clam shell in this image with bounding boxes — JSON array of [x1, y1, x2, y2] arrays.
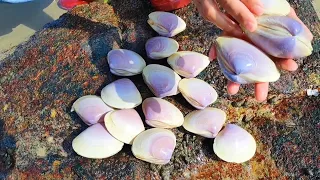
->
[[245, 16, 313, 58]]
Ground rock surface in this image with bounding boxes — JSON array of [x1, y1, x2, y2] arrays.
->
[[0, 0, 319, 179]]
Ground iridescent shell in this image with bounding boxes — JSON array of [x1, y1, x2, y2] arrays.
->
[[72, 123, 124, 159], [145, 36, 179, 59], [215, 36, 281, 84], [107, 49, 146, 76], [167, 51, 210, 78], [178, 78, 218, 109], [132, 128, 176, 164], [142, 64, 181, 98], [142, 97, 184, 128], [71, 95, 113, 126], [213, 124, 257, 163], [148, 11, 186, 37], [101, 78, 142, 109]]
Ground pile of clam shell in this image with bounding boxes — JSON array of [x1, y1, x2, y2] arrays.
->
[[70, 0, 313, 165]]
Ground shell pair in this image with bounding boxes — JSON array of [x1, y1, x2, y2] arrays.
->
[[183, 107, 256, 163], [142, 64, 218, 109]]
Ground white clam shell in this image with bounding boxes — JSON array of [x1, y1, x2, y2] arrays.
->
[[72, 123, 124, 159], [107, 49, 146, 76], [71, 95, 113, 126], [142, 97, 184, 128], [148, 11, 186, 37], [145, 36, 179, 59], [104, 109, 145, 144], [183, 108, 226, 138], [142, 64, 181, 98], [261, 0, 291, 16], [213, 124, 257, 163], [178, 78, 218, 109], [101, 78, 142, 109], [132, 128, 176, 165], [167, 51, 210, 78]]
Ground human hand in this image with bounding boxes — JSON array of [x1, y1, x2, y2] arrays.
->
[[194, 0, 264, 37], [208, 7, 313, 102]]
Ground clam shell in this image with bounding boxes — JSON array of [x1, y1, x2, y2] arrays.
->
[[213, 124, 257, 163], [183, 108, 226, 138], [104, 109, 145, 144], [178, 78, 218, 109], [215, 36, 281, 84], [148, 11, 186, 37], [132, 128, 176, 164], [244, 16, 313, 59], [142, 97, 184, 128], [167, 51, 210, 78], [72, 123, 124, 159], [107, 49, 146, 76], [101, 78, 142, 109], [145, 36, 179, 59], [261, 0, 290, 16], [142, 64, 181, 98], [71, 95, 113, 126]]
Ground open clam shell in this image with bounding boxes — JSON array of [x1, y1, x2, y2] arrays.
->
[[183, 108, 226, 138], [104, 109, 145, 144], [148, 11, 186, 37], [101, 78, 142, 109], [145, 36, 179, 60], [213, 124, 257, 163], [71, 95, 113, 126], [215, 36, 281, 84], [178, 78, 218, 109], [107, 49, 146, 76], [142, 97, 184, 128], [142, 64, 181, 98], [132, 128, 176, 165], [244, 16, 313, 59], [72, 123, 124, 159], [261, 0, 290, 16], [167, 51, 210, 78]]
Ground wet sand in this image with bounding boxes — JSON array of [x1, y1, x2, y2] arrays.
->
[[0, 0, 66, 56]]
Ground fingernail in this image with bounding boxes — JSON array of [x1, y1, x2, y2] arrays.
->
[[253, 5, 264, 15], [244, 21, 256, 32]]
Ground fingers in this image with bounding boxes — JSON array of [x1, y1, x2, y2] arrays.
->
[[216, 0, 259, 32], [209, 44, 217, 61], [194, 0, 243, 36], [255, 82, 269, 102], [227, 81, 240, 95], [240, 0, 264, 15], [275, 58, 298, 71]]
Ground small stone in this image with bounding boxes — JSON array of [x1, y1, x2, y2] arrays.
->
[[231, 99, 246, 107], [267, 96, 278, 104]]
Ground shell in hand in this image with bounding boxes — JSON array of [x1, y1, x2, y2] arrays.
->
[[244, 16, 313, 59], [71, 95, 113, 126], [215, 36, 281, 84], [148, 11, 186, 37]]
